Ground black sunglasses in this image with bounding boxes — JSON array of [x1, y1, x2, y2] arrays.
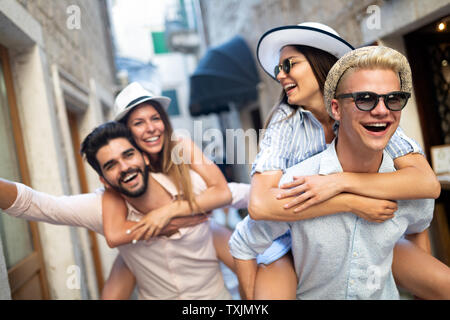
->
[[335, 91, 411, 111], [274, 58, 295, 77]]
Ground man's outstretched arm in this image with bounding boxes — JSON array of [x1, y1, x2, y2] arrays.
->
[[0, 178, 18, 210], [0, 178, 103, 234]]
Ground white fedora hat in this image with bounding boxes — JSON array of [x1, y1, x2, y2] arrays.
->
[[257, 22, 354, 80], [114, 82, 171, 122]]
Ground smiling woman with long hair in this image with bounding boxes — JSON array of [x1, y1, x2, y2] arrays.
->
[[119, 96, 200, 215], [99, 82, 242, 299]]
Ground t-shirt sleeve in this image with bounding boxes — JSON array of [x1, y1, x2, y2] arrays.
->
[[401, 198, 435, 235], [385, 126, 424, 159], [229, 215, 289, 260], [251, 106, 294, 176], [227, 182, 250, 209]]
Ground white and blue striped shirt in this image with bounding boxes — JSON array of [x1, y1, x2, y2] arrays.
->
[[251, 102, 423, 176]]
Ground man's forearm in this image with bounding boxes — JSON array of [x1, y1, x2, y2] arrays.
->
[[1, 181, 103, 234], [0, 178, 18, 210], [234, 258, 257, 300]]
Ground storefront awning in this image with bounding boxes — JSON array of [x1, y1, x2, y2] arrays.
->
[[189, 35, 260, 116]]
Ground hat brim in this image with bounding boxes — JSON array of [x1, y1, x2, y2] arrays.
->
[[114, 96, 171, 122], [257, 25, 354, 80]]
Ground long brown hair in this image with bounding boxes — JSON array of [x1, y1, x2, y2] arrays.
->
[[122, 102, 198, 211], [263, 45, 338, 130]]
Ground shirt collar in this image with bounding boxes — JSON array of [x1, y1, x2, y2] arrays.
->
[[280, 102, 340, 130], [318, 139, 395, 175], [378, 150, 395, 173], [318, 140, 343, 175], [279, 102, 308, 124]]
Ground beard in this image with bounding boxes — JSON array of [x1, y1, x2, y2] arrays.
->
[[104, 165, 150, 198]]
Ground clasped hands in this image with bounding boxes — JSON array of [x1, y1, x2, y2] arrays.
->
[[276, 173, 397, 223], [126, 203, 210, 243]]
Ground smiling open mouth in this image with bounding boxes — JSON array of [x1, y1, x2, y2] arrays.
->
[[363, 122, 390, 133], [119, 169, 141, 184], [122, 172, 138, 183], [284, 83, 297, 95], [145, 136, 160, 143]]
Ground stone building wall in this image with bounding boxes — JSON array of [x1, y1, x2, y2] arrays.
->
[[0, 0, 118, 299], [15, 0, 116, 91]]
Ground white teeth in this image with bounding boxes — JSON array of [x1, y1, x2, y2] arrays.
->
[[145, 136, 159, 142], [284, 83, 296, 90], [123, 173, 137, 183], [366, 123, 387, 127]]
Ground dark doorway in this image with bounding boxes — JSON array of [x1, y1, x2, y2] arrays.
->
[[404, 15, 450, 265]]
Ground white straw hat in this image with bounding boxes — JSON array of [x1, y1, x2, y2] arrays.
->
[[257, 22, 354, 80], [114, 82, 171, 121]]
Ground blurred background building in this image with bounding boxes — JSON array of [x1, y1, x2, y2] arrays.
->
[[0, 0, 117, 299], [0, 0, 448, 299], [197, 0, 450, 269]]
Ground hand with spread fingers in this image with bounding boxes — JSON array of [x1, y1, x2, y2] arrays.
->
[[127, 205, 177, 242], [277, 174, 342, 213]]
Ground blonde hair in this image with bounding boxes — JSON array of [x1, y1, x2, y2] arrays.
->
[[124, 102, 199, 212], [155, 131, 199, 212], [324, 46, 412, 118], [345, 46, 404, 71], [336, 47, 403, 93]]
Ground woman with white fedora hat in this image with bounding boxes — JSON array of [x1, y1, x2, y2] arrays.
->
[[233, 22, 443, 299], [99, 82, 250, 299]]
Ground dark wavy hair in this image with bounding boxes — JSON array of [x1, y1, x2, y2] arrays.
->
[[80, 121, 139, 176], [263, 45, 338, 130]]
